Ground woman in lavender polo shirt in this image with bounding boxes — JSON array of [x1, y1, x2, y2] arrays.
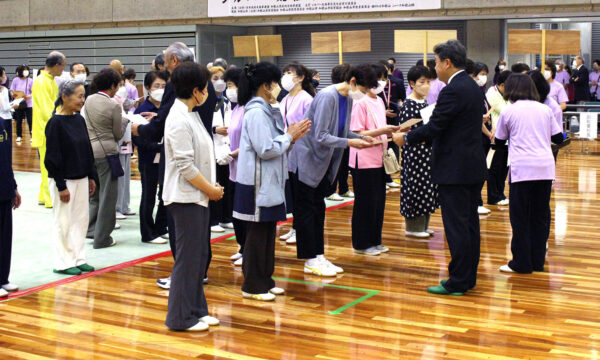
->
[[10, 65, 33, 142], [495, 73, 564, 274]]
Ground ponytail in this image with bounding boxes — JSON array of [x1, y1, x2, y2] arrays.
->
[[237, 64, 254, 106], [237, 62, 282, 106]]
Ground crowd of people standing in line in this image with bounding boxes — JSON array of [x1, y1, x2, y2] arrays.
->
[[0, 39, 566, 330]]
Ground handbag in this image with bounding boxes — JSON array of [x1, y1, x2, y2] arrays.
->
[[84, 105, 124, 179], [364, 101, 400, 175]]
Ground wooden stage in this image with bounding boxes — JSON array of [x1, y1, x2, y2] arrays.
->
[[2, 130, 600, 359]]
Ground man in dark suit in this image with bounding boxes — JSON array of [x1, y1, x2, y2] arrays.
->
[[570, 56, 591, 102], [393, 40, 486, 296]]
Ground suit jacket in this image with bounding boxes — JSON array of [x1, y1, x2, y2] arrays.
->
[[406, 71, 486, 185], [570, 65, 591, 102]]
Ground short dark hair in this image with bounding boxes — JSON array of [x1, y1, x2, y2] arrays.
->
[[594, 59, 600, 67], [497, 70, 512, 85], [16, 64, 30, 78], [379, 60, 393, 73], [331, 63, 352, 84], [223, 67, 243, 87], [171, 62, 210, 99], [70, 62, 84, 73], [84, 65, 90, 77], [46, 52, 64, 67], [407, 65, 431, 88], [154, 53, 165, 67], [474, 62, 489, 75], [426, 59, 437, 79], [433, 40, 467, 69], [528, 70, 550, 103], [283, 62, 315, 97], [511, 63, 530, 74], [503, 73, 540, 103], [92, 68, 122, 92], [0, 66, 5, 78], [237, 62, 281, 106], [349, 64, 378, 89], [143, 70, 169, 89], [371, 63, 388, 80], [123, 68, 136, 81], [546, 59, 557, 79], [388, 57, 396, 64]]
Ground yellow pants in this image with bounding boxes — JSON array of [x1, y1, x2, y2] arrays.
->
[[38, 145, 53, 208]]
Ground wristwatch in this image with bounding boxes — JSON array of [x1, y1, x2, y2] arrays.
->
[[403, 134, 408, 144]]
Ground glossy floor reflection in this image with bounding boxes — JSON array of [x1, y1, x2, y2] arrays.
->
[[1, 132, 599, 359]]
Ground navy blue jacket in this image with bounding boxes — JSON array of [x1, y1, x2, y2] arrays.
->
[[0, 119, 17, 201]]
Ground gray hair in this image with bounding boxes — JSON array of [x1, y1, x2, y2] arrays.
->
[[46, 51, 65, 67], [53, 79, 85, 115], [166, 42, 195, 63], [213, 58, 228, 69]]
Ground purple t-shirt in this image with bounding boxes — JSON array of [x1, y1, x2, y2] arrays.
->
[[10, 77, 33, 108], [555, 70, 570, 86], [495, 100, 562, 183], [548, 80, 568, 105], [406, 78, 446, 105], [589, 71, 600, 100], [543, 97, 563, 132], [281, 90, 313, 172], [228, 105, 245, 182]]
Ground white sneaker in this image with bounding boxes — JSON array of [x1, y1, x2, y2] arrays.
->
[[342, 190, 355, 198], [2, 283, 19, 292], [242, 291, 276, 301], [405, 231, 430, 238], [495, 199, 509, 206], [211, 225, 225, 233], [304, 261, 337, 277], [327, 193, 344, 201], [148, 237, 168, 244], [234, 257, 243, 266], [426, 229, 435, 235], [499, 264, 515, 273], [0, 288, 8, 297], [124, 211, 136, 216], [478, 206, 491, 215], [114, 223, 121, 229], [219, 222, 234, 229], [186, 321, 209, 331], [354, 247, 381, 256], [286, 234, 296, 244], [386, 182, 400, 188], [269, 287, 285, 295], [157, 276, 171, 289], [200, 315, 220, 326], [321, 258, 344, 274], [230, 252, 243, 261], [203, 278, 208, 284], [160, 234, 169, 240], [16, 137, 22, 142], [279, 228, 295, 240], [116, 212, 127, 220], [375, 245, 389, 253], [386, 185, 390, 190]]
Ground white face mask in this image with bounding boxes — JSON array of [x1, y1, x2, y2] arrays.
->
[[476, 75, 487, 87], [226, 88, 238, 103], [22, 70, 30, 78], [150, 88, 164, 102], [281, 74, 297, 92], [370, 80, 386, 95], [213, 79, 226, 93], [544, 70, 552, 80], [116, 86, 127, 99], [74, 73, 86, 82], [349, 87, 365, 101], [572, 61, 578, 68], [556, 64, 561, 71], [498, 65, 505, 71]]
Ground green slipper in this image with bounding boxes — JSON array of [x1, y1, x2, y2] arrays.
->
[[427, 285, 463, 296], [440, 279, 447, 286], [77, 264, 95, 272], [53, 267, 82, 276]]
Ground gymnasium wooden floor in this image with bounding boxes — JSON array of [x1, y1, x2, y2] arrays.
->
[[2, 130, 600, 359]]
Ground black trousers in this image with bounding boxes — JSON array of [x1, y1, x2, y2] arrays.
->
[[478, 142, 491, 206], [165, 203, 209, 330], [242, 221, 276, 294], [0, 200, 12, 285], [508, 180, 552, 273], [487, 147, 509, 205], [210, 164, 233, 226], [351, 167, 386, 250], [139, 162, 168, 242], [13, 108, 32, 138], [328, 148, 350, 196], [230, 180, 247, 254], [293, 173, 330, 259], [438, 184, 482, 293]]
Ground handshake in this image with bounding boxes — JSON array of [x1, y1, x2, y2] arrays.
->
[[348, 124, 411, 149]]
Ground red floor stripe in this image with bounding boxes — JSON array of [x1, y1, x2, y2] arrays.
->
[[1, 199, 355, 302]]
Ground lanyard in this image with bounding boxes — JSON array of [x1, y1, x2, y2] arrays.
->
[[382, 80, 391, 107]]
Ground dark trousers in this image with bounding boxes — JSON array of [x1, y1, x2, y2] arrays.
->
[[2, 120, 10, 158], [0, 200, 12, 285], [165, 203, 209, 330], [230, 181, 247, 254], [210, 164, 233, 226], [438, 184, 482, 293], [478, 143, 491, 206], [351, 167, 386, 250], [487, 147, 509, 204], [139, 162, 167, 242], [14, 108, 32, 138], [508, 180, 552, 273], [293, 173, 330, 259], [329, 148, 350, 195], [242, 221, 276, 294]]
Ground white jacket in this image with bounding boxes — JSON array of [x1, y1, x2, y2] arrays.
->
[[213, 99, 232, 164]]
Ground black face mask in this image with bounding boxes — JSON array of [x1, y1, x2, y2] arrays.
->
[[311, 79, 320, 88]]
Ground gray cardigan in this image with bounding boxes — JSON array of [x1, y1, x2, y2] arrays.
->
[[289, 85, 362, 188], [83, 93, 128, 158]]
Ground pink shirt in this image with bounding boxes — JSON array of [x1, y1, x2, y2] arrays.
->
[[228, 105, 245, 182], [495, 100, 562, 183], [281, 90, 313, 127], [349, 96, 387, 169], [543, 97, 563, 132], [548, 80, 568, 105], [406, 78, 446, 105]]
